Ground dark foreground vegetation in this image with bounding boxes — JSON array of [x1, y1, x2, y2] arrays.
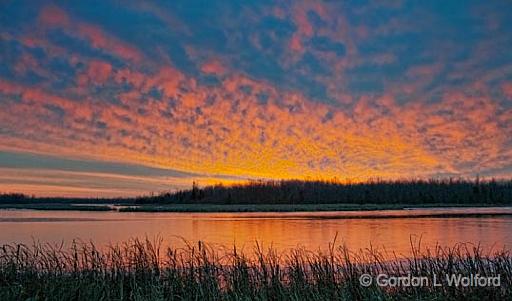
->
[[134, 178, 512, 205], [0, 238, 510, 300]]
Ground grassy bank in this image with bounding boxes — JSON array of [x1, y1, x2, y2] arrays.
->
[[0, 238, 510, 300]]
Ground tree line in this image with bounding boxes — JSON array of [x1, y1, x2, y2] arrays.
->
[[2, 178, 511, 205], [133, 178, 512, 205]]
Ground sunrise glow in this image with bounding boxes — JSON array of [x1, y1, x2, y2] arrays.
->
[[1, 1, 511, 196]]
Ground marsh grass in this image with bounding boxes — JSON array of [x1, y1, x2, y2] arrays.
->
[[0, 237, 510, 300]]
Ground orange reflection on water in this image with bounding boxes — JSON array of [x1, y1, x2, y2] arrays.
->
[[0, 208, 511, 260]]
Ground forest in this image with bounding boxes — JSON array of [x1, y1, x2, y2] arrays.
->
[[132, 178, 512, 205]]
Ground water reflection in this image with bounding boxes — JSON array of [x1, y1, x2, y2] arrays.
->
[[0, 208, 511, 258]]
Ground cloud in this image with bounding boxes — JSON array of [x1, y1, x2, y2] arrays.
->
[[0, 150, 244, 197], [38, 5, 70, 27], [503, 82, 512, 100], [37, 5, 143, 63], [0, 1, 511, 196], [2, 66, 510, 184], [77, 59, 112, 85], [201, 59, 227, 76]]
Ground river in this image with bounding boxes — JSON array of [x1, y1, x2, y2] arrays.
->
[[1, 207, 511, 258]]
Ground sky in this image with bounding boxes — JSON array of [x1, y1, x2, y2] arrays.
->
[[0, 0, 512, 197]]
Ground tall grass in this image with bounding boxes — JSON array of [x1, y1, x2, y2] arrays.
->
[[0, 238, 510, 300]]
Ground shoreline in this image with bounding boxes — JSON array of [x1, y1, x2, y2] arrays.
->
[[118, 203, 512, 213], [0, 202, 511, 215]]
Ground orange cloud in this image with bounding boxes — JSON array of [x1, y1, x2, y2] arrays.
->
[[1, 62, 511, 198], [5, 65, 509, 184]]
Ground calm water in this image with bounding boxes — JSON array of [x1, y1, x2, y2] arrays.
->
[[1, 207, 512, 257]]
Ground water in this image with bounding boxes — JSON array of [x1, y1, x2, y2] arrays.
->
[[1, 207, 512, 258]]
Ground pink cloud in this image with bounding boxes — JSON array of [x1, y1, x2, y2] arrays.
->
[[38, 5, 70, 27], [77, 60, 113, 85], [286, 1, 329, 54], [76, 23, 143, 62], [502, 82, 512, 99], [200, 59, 227, 76], [37, 5, 143, 63]]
